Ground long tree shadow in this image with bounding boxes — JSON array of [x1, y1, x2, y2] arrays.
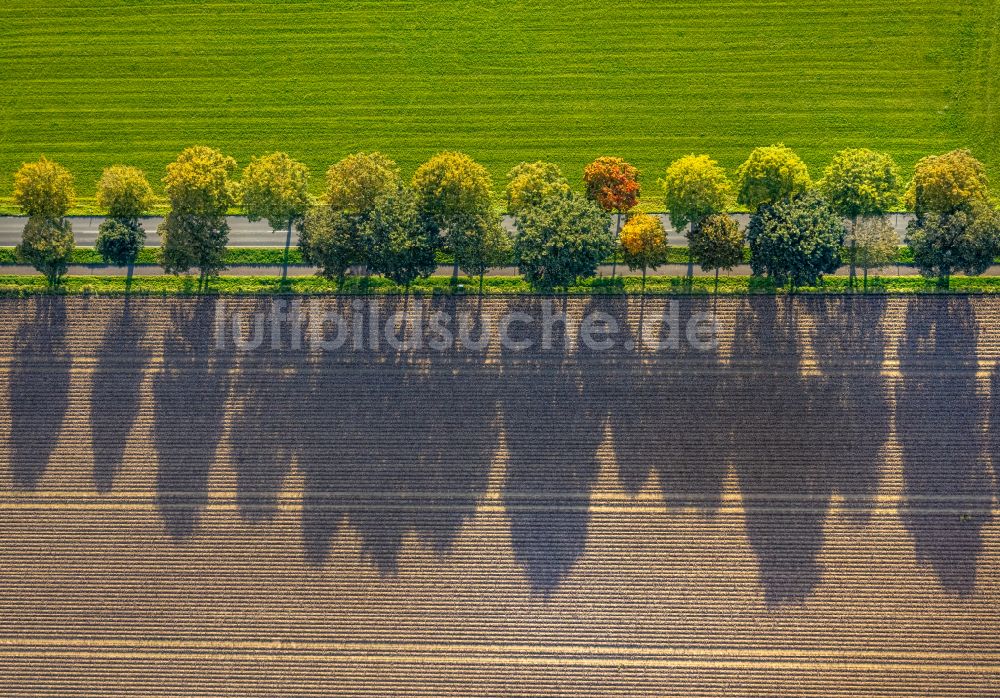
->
[[501, 297, 605, 594], [897, 297, 991, 596], [297, 297, 358, 566], [90, 300, 149, 493], [800, 295, 891, 526], [299, 296, 498, 572], [228, 298, 308, 522], [154, 299, 234, 540], [8, 297, 71, 490], [992, 360, 1000, 512], [602, 296, 731, 510], [729, 297, 832, 606]]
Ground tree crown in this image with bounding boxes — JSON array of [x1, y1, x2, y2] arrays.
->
[[16, 216, 74, 286], [241, 152, 310, 229], [97, 165, 155, 221], [298, 204, 362, 280], [364, 186, 437, 287], [583, 156, 640, 213], [453, 212, 512, 278], [849, 216, 899, 270], [661, 154, 731, 232], [904, 149, 989, 217], [95, 219, 146, 267], [325, 151, 400, 214], [691, 213, 745, 272], [905, 206, 1000, 281], [619, 213, 668, 272], [746, 191, 844, 288], [514, 193, 615, 290], [735, 144, 810, 209], [819, 148, 900, 219], [505, 161, 571, 214], [163, 146, 238, 217], [14, 156, 76, 219], [412, 151, 493, 226]]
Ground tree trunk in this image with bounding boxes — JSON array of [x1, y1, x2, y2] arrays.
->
[[126, 259, 134, 294], [637, 295, 645, 350], [479, 272, 484, 296], [863, 266, 868, 293], [452, 259, 459, 287], [714, 268, 719, 295], [849, 216, 858, 291], [282, 220, 293, 284], [641, 267, 646, 294], [611, 212, 622, 280], [687, 223, 695, 288]]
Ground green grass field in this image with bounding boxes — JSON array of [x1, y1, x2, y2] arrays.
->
[[1, 0, 997, 204]]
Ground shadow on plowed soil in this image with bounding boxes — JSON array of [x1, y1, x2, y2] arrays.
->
[[154, 300, 235, 540], [8, 297, 71, 490], [897, 297, 992, 596], [5, 296, 996, 602], [91, 300, 149, 493], [724, 297, 891, 604]]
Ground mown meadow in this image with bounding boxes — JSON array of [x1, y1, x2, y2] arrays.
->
[[0, 0, 996, 204]]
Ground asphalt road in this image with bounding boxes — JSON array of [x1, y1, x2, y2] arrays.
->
[[0, 213, 917, 247], [0, 216, 280, 247]]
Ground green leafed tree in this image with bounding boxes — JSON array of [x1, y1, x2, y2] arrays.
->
[[735, 144, 810, 211], [453, 212, 513, 294], [412, 151, 494, 285], [661, 154, 732, 284], [16, 216, 74, 288], [298, 205, 361, 287], [158, 212, 230, 290], [365, 187, 437, 292], [505, 161, 571, 215], [95, 165, 154, 290], [242, 152, 311, 284], [514, 193, 615, 291], [905, 207, 1000, 288], [14, 156, 76, 220], [96, 219, 146, 291], [850, 217, 900, 292], [904, 149, 990, 218], [162, 145, 238, 217], [325, 151, 401, 214], [690, 213, 745, 293], [747, 191, 844, 292], [819, 148, 900, 288], [159, 146, 237, 290], [96, 165, 155, 223]]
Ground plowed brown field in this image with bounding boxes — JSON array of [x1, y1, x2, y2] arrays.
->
[[0, 296, 997, 697]]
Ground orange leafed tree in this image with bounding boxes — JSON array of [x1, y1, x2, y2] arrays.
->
[[583, 156, 640, 278]]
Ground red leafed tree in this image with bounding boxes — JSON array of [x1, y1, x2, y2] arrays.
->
[[583, 157, 641, 278]]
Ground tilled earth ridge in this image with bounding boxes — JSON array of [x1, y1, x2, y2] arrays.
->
[[0, 295, 997, 697]]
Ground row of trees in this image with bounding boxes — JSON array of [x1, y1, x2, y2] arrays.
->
[[10, 146, 1000, 291]]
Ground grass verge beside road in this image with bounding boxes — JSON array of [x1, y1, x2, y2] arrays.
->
[[0, 246, 978, 268], [1, 274, 997, 297]]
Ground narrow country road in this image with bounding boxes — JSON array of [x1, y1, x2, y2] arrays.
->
[[0, 213, 918, 247]]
